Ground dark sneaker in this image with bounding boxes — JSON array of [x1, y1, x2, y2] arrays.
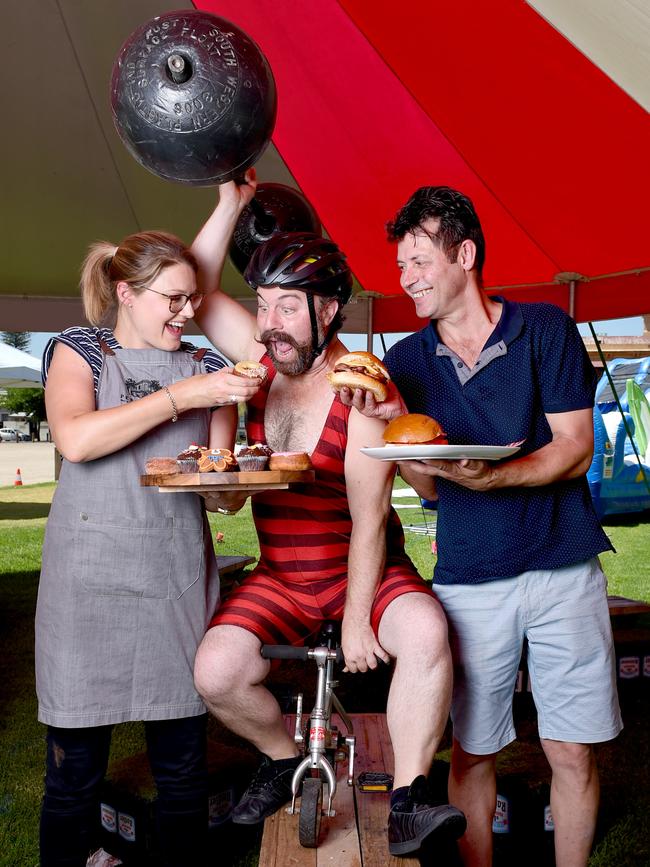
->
[[231, 755, 301, 825], [388, 775, 467, 856]]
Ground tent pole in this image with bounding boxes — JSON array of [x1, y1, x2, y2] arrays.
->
[[366, 296, 374, 353], [569, 280, 576, 319], [588, 322, 650, 497]]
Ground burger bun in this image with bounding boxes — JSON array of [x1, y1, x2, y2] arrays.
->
[[326, 351, 390, 403], [382, 413, 447, 445], [234, 361, 267, 381]]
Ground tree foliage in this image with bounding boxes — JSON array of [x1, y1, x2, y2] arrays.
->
[[0, 388, 45, 440], [1, 331, 30, 351]]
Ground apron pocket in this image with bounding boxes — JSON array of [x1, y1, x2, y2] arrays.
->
[[78, 513, 173, 598], [169, 522, 204, 599]]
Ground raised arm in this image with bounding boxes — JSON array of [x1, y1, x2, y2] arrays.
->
[[192, 173, 262, 363], [341, 409, 395, 673]]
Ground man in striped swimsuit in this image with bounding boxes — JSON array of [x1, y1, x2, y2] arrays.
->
[[192, 178, 466, 856]]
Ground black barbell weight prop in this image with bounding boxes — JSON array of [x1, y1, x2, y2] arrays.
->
[[110, 9, 277, 186], [230, 183, 322, 273]]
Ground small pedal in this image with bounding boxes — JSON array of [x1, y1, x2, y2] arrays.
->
[[357, 771, 393, 793]]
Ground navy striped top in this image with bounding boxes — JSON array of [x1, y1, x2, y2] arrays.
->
[[42, 327, 229, 395]]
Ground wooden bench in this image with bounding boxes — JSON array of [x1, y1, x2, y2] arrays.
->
[[216, 554, 256, 578], [607, 595, 650, 616], [258, 713, 419, 867]]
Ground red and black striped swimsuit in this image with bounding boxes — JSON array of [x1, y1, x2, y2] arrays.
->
[[210, 355, 430, 644]]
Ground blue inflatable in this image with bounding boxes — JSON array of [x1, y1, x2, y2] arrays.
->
[[587, 357, 650, 518]]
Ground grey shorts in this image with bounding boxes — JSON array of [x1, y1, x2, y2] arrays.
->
[[434, 558, 623, 754]]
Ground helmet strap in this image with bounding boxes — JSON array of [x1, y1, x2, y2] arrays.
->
[[307, 293, 333, 365]]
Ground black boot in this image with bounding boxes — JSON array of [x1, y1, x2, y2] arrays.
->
[[231, 755, 302, 825], [388, 775, 466, 856]]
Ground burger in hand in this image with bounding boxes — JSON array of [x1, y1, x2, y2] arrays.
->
[[382, 413, 448, 445], [326, 351, 390, 403]]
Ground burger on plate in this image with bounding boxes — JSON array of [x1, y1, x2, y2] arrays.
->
[[382, 413, 448, 445], [326, 351, 390, 402]]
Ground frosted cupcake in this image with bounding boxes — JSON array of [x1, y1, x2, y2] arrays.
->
[[176, 444, 203, 473], [236, 443, 272, 472]]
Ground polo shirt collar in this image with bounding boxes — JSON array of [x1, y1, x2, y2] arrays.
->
[[422, 295, 525, 352]]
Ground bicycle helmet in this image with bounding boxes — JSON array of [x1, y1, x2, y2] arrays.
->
[[244, 232, 353, 363]]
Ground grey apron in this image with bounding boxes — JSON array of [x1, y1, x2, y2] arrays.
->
[[36, 342, 220, 727]]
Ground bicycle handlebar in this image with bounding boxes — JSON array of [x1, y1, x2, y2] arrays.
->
[[261, 644, 345, 664]]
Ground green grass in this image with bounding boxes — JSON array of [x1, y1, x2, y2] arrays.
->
[[1, 482, 649, 865]]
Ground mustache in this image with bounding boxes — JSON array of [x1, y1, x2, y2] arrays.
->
[[256, 330, 300, 348]]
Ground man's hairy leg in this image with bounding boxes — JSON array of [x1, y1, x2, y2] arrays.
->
[[378, 593, 453, 788], [541, 739, 599, 867], [449, 740, 496, 866], [194, 624, 298, 759]]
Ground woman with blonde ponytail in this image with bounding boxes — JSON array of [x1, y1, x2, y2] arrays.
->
[[78, 241, 120, 326], [37, 222, 264, 866]]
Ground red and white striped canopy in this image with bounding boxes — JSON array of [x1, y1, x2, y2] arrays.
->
[[198, 0, 650, 330]]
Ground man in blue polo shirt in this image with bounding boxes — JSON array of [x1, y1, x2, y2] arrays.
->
[[344, 186, 622, 867]]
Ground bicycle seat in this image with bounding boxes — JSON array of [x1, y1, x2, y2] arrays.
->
[[316, 620, 341, 649]]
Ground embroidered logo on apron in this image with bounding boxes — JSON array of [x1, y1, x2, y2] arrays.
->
[[122, 377, 162, 402]]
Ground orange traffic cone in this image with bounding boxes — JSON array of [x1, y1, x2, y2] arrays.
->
[[14, 468, 23, 486]]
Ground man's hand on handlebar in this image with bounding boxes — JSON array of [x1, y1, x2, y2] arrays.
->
[[341, 615, 390, 674]]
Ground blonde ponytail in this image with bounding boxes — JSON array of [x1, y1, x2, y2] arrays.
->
[[80, 242, 119, 326], [79, 232, 197, 327]]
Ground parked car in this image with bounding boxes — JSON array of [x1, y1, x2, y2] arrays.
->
[[0, 428, 30, 442]]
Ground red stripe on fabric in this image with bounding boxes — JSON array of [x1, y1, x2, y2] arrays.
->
[[211, 609, 297, 645], [195, 1, 649, 321], [371, 569, 433, 635], [340, 0, 650, 280], [195, 0, 557, 292], [256, 532, 350, 550]]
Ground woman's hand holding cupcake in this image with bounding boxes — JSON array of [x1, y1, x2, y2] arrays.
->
[[171, 365, 265, 410]]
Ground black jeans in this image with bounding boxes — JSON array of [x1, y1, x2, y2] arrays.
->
[[40, 715, 208, 867]]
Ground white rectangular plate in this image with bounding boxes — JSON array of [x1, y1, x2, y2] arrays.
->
[[360, 445, 521, 461]]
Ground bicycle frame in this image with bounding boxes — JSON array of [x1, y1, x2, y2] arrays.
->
[[287, 646, 356, 817], [261, 625, 356, 823]]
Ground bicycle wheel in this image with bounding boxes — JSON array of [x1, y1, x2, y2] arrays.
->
[[298, 777, 323, 848]]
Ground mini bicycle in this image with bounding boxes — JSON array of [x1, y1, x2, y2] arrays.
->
[[261, 621, 356, 848]]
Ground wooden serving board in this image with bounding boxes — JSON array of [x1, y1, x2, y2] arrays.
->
[[140, 469, 315, 493]]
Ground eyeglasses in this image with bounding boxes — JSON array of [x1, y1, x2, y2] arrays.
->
[[145, 287, 205, 314]]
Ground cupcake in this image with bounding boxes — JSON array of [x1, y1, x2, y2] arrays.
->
[[176, 444, 203, 473], [236, 443, 272, 472]]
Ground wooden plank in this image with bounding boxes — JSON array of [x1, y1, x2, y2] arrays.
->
[[608, 595, 650, 616], [316, 715, 362, 867], [353, 714, 419, 867], [259, 799, 317, 867], [215, 555, 256, 576], [259, 715, 361, 867], [140, 469, 315, 488], [258, 714, 419, 866], [258, 713, 318, 867], [157, 482, 297, 493]]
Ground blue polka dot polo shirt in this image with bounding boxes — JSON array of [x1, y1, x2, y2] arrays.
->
[[384, 298, 613, 585]]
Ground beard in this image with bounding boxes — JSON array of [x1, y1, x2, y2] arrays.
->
[[257, 329, 315, 375]]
